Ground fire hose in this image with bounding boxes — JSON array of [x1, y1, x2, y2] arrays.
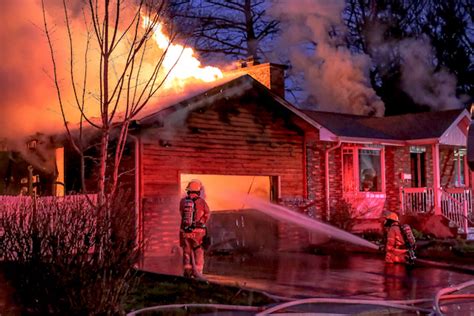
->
[[414, 257, 474, 274], [126, 280, 474, 315]]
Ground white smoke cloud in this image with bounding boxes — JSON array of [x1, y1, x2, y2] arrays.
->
[[398, 37, 461, 110], [365, 23, 462, 111], [270, 0, 385, 116]]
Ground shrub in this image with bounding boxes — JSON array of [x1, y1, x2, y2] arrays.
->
[[412, 228, 430, 241], [329, 200, 355, 231], [453, 240, 474, 256], [329, 196, 379, 232], [0, 192, 141, 315], [360, 229, 383, 242]]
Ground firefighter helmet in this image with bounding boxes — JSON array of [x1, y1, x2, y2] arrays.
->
[[186, 179, 202, 192], [382, 210, 399, 222]]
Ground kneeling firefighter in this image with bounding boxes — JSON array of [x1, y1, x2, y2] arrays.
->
[[179, 179, 211, 277], [381, 211, 416, 264]]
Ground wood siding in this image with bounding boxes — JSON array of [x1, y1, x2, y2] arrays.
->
[[140, 98, 308, 256]]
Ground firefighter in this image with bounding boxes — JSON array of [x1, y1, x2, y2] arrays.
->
[[381, 211, 408, 264], [179, 179, 210, 278]]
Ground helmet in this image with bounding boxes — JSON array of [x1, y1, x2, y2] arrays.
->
[[382, 210, 399, 222], [186, 179, 202, 192]]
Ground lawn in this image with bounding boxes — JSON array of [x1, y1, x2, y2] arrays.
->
[[124, 270, 275, 315]]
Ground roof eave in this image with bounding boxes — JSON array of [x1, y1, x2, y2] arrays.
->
[[405, 138, 439, 145], [438, 109, 470, 146], [338, 136, 406, 146], [265, 91, 325, 131]]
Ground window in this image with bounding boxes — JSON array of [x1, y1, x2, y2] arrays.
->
[[453, 149, 466, 187], [359, 149, 382, 192], [342, 147, 384, 193]]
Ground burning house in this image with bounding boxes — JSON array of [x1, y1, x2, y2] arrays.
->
[[131, 63, 317, 256], [1, 60, 473, 262], [1, 57, 473, 265], [108, 61, 472, 259]]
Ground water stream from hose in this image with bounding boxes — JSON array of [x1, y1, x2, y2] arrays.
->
[[218, 193, 379, 250]]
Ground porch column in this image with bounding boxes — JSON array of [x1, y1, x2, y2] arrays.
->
[[432, 143, 442, 215]]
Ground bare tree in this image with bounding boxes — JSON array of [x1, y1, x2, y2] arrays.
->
[[41, 0, 182, 201], [169, 0, 280, 61]]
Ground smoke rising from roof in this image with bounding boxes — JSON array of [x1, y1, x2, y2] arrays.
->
[[271, 0, 384, 117]]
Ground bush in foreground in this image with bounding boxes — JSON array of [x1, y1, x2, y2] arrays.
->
[[0, 193, 140, 315]]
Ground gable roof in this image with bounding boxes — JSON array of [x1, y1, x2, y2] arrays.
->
[[137, 75, 319, 130], [135, 73, 469, 145], [302, 109, 468, 142]]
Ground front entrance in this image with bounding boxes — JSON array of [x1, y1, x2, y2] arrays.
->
[[410, 147, 426, 187]]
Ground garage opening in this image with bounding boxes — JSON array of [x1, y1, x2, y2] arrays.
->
[[180, 174, 279, 253]]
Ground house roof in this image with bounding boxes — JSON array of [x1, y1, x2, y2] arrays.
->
[[137, 75, 319, 130], [301, 109, 468, 141], [136, 73, 468, 145]]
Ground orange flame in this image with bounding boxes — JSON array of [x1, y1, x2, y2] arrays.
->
[[143, 16, 223, 88]]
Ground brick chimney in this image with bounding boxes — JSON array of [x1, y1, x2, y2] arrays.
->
[[231, 57, 287, 98]]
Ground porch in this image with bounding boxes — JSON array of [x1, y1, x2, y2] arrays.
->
[[400, 187, 474, 237]]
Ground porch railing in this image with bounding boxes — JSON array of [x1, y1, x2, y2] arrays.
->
[[441, 189, 470, 234], [400, 187, 472, 234], [400, 187, 434, 214]]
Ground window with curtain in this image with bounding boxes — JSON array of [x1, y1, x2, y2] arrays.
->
[[359, 149, 382, 192], [342, 147, 384, 193]]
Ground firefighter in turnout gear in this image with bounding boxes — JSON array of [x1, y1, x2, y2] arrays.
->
[[382, 211, 409, 264], [179, 179, 210, 278]]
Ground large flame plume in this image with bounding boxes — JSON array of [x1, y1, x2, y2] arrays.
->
[[0, 1, 226, 141], [143, 16, 223, 88]]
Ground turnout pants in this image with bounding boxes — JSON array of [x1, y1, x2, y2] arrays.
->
[[180, 228, 206, 276]]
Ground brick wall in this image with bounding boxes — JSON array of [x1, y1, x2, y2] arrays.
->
[[385, 146, 410, 211], [305, 141, 347, 219], [306, 143, 413, 219], [277, 198, 310, 251], [229, 63, 286, 98]]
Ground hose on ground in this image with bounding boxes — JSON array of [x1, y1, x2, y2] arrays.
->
[[126, 303, 262, 315], [415, 258, 474, 274], [255, 298, 432, 315], [431, 279, 474, 316], [126, 279, 474, 315]]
